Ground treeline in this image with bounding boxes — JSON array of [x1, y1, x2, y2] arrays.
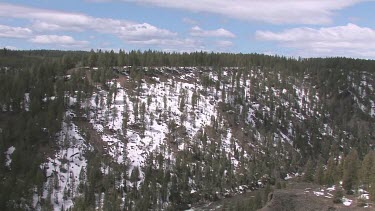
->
[[0, 49, 87, 68], [2, 48, 375, 73]]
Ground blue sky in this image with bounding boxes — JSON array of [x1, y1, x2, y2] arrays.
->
[[1, 0, 375, 58]]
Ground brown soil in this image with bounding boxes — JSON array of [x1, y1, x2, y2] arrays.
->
[[260, 182, 372, 211], [192, 182, 373, 211], [72, 112, 111, 155]]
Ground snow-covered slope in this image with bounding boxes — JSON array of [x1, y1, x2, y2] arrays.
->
[[35, 110, 91, 211], [32, 66, 375, 210]]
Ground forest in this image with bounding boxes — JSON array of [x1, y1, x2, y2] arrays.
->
[[0, 48, 375, 210]]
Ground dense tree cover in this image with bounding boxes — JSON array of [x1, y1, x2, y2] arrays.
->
[[1, 49, 375, 210], [2, 48, 375, 72], [302, 149, 375, 203], [0, 62, 65, 209], [0, 49, 88, 68], [83, 64, 373, 209], [0, 53, 96, 210]]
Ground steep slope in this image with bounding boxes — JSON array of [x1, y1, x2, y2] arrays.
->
[[43, 66, 374, 210], [2, 52, 375, 210]]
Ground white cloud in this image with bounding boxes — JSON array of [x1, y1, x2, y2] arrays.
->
[[190, 26, 235, 38], [31, 21, 82, 32], [0, 3, 93, 30], [129, 37, 205, 51], [0, 24, 32, 38], [118, 0, 368, 24], [216, 40, 233, 48], [256, 23, 375, 58], [116, 23, 176, 41], [30, 35, 89, 47], [0, 3, 176, 44]]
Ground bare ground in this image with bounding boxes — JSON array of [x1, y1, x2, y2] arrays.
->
[[260, 182, 373, 211]]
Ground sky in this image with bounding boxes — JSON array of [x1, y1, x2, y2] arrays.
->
[[1, 0, 375, 59]]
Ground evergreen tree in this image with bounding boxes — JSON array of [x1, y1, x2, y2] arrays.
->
[[303, 159, 314, 182], [360, 150, 375, 189], [314, 158, 324, 185], [343, 149, 359, 194], [324, 156, 336, 186]]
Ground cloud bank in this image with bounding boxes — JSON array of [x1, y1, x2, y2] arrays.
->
[[0, 24, 32, 38], [256, 23, 375, 58], [119, 0, 367, 24], [0, 3, 184, 49], [30, 35, 89, 47]]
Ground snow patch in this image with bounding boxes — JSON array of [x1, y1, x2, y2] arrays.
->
[[36, 111, 90, 211], [4, 146, 15, 168], [342, 197, 352, 206]]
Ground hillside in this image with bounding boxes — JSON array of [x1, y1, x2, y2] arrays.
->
[[1, 50, 375, 210]]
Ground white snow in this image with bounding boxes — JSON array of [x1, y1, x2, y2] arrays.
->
[[83, 74, 223, 169], [342, 197, 352, 206], [36, 111, 90, 211], [313, 191, 324, 196], [359, 194, 370, 200], [327, 185, 335, 191], [24, 93, 30, 111], [4, 146, 15, 168], [284, 173, 294, 180]]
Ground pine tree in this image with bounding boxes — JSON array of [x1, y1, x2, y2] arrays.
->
[[163, 94, 167, 110], [333, 187, 344, 203], [360, 150, 375, 189], [130, 167, 140, 200], [314, 158, 324, 185], [88, 49, 97, 67], [303, 159, 314, 182], [117, 49, 126, 66], [343, 149, 359, 194], [324, 156, 336, 186], [368, 154, 375, 202]]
